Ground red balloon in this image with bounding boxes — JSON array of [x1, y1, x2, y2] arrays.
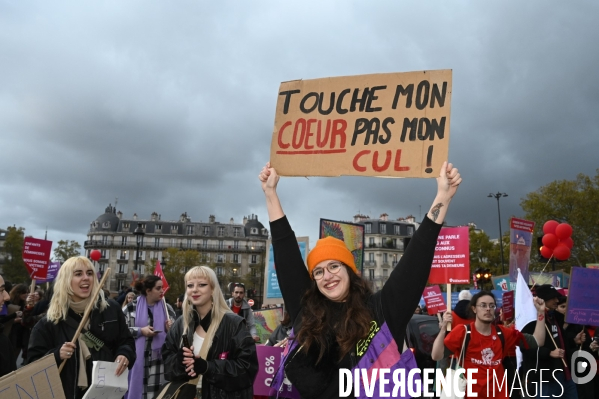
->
[[553, 244, 571, 261], [555, 223, 573, 240], [563, 237, 574, 249], [540, 246, 553, 259], [543, 220, 559, 235], [90, 249, 101, 261], [542, 233, 558, 249]]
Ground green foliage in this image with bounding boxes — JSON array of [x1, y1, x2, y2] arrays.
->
[[1, 226, 30, 284], [521, 169, 599, 272], [53, 240, 82, 263], [146, 248, 201, 304]]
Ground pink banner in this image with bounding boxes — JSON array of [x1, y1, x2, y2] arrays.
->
[[254, 345, 283, 396], [22, 237, 52, 280], [423, 285, 447, 315], [429, 226, 470, 284]]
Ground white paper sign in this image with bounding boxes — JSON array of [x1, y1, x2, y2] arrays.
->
[[82, 361, 129, 399]]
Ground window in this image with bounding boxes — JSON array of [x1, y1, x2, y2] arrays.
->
[[118, 280, 125, 290], [251, 267, 257, 277], [121, 236, 128, 245], [119, 250, 128, 260], [407, 226, 414, 235], [233, 240, 239, 249], [156, 224, 162, 231], [216, 254, 224, 263], [369, 269, 375, 281], [100, 249, 107, 258], [383, 253, 388, 263], [154, 237, 161, 247], [101, 236, 108, 244], [123, 223, 130, 229], [171, 238, 176, 247], [171, 225, 178, 234], [369, 237, 375, 247], [216, 266, 224, 277], [98, 263, 106, 272], [365, 223, 371, 233], [140, 223, 146, 229], [202, 239, 208, 249], [187, 239, 192, 248], [251, 255, 257, 264], [119, 264, 125, 273], [262, 228, 268, 235], [140, 251, 146, 261], [218, 241, 224, 250], [250, 228, 258, 235], [394, 225, 401, 235], [232, 268, 239, 277], [203, 226, 210, 235], [234, 227, 240, 237], [383, 269, 388, 278], [102, 221, 111, 228], [218, 227, 225, 237], [380, 224, 386, 234], [140, 265, 145, 274], [233, 254, 240, 263], [186, 225, 194, 235], [369, 253, 374, 261]]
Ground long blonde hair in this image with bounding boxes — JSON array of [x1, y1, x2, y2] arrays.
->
[[47, 256, 108, 323], [182, 266, 231, 359]]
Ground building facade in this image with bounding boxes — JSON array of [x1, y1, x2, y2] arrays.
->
[[352, 213, 418, 291], [84, 204, 268, 294]]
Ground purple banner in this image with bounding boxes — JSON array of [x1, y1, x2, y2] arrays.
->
[[566, 267, 599, 326], [254, 345, 283, 397], [36, 261, 61, 283]]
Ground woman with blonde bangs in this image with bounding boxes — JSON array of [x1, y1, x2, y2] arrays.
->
[[162, 266, 258, 399], [28, 256, 135, 399]]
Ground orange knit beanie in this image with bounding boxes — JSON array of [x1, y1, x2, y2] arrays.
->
[[306, 236, 358, 277]]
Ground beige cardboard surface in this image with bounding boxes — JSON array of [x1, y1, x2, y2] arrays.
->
[[0, 354, 66, 399], [270, 69, 452, 178]]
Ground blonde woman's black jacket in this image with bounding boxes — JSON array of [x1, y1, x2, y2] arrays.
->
[[162, 311, 259, 399], [27, 299, 136, 399]]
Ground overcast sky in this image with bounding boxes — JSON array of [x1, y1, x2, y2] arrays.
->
[[1, 1, 598, 253]]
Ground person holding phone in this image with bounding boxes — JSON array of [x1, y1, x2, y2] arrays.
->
[[124, 275, 176, 399], [162, 266, 258, 399]]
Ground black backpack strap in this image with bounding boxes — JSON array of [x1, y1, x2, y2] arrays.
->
[[495, 325, 505, 353]]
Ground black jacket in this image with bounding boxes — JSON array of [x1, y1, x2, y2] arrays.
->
[[0, 323, 17, 377], [162, 312, 259, 399], [27, 299, 136, 399]]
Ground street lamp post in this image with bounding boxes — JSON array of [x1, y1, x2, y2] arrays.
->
[[134, 223, 145, 277], [488, 192, 508, 274]]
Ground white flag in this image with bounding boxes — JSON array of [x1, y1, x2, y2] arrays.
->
[[515, 268, 537, 369]]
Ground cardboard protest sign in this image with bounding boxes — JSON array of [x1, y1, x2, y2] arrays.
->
[[263, 237, 309, 306], [566, 267, 599, 326], [0, 354, 66, 399], [253, 307, 284, 344], [81, 361, 128, 399], [320, 219, 365, 274], [22, 237, 52, 280], [428, 226, 469, 284], [270, 70, 452, 178], [509, 218, 534, 283], [422, 285, 447, 315], [502, 291, 514, 320]]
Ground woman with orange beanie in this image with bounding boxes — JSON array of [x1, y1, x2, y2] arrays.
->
[[258, 161, 461, 399]]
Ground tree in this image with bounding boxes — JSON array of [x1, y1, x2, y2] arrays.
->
[[53, 240, 82, 263], [1, 226, 30, 284], [521, 170, 599, 272], [147, 248, 201, 304]]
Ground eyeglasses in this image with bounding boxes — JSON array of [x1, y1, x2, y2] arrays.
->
[[312, 262, 343, 280], [477, 304, 497, 310]]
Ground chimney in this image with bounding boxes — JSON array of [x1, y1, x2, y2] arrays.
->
[[151, 212, 158, 221], [405, 215, 415, 223], [230, 218, 234, 224], [209, 215, 216, 223], [133, 213, 138, 221], [380, 213, 389, 221], [243, 216, 248, 225], [117, 211, 122, 220]]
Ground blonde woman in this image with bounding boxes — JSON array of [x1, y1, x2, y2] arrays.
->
[[162, 266, 258, 399], [122, 291, 136, 310], [28, 257, 135, 399]]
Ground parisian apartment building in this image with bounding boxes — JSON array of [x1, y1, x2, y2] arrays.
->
[[84, 204, 268, 292], [351, 213, 418, 291]]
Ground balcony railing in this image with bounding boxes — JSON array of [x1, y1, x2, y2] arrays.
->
[[84, 240, 266, 252], [365, 242, 404, 250], [364, 260, 377, 267]]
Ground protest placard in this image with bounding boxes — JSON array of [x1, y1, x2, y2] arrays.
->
[[565, 267, 599, 326], [422, 285, 447, 315], [254, 345, 282, 396], [270, 70, 452, 178], [81, 361, 128, 399], [263, 237, 308, 306], [503, 291, 514, 320], [492, 274, 516, 291], [0, 354, 65, 399], [509, 218, 534, 283], [320, 218, 365, 274], [428, 226, 469, 284], [22, 237, 52, 280], [253, 307, 284, 344], [36, 261, 61, 284]]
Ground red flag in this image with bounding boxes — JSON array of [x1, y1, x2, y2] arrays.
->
[[154, 260, 169, 293]]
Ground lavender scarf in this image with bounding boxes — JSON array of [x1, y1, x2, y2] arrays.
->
[[126, 295, 167, 399]]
